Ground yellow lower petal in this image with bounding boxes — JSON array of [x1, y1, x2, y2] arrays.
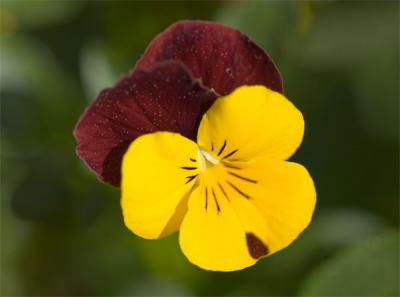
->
[[179, 172, 270, 271], [178, 156, 316, 271], [121, 132, 199, 239]]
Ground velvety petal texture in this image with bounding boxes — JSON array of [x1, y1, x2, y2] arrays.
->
[[74, 61, 215, 186], [136, 20, 283, 95]]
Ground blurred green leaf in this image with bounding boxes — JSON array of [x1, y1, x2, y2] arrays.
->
[[11, 173, 68, 221], [295, 2, 398, 143], [121, 276, 193, 296], [215, 1, 301, 60], [80, 41, 117, 101], [1, 1, 81, 30], [0, 152, 29, 296], [133, 233, 210, 289], [299, 2, 397, 69], [0, 35, 83, 152], [352, 54, 398, 142], [0, 35, 66, 106], [271, 208, 385, 275], [299, 230, 399, 296], [311, 208, 385, 248]]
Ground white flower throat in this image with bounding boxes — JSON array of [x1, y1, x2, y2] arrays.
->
[[198, 147, 219, 172]]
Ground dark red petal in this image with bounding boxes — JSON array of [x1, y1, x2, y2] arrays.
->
[[135, 20, 283, 95], [74, 61, 216, 186]]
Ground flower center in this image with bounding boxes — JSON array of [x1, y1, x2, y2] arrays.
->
[[198, 147, 219, 172]]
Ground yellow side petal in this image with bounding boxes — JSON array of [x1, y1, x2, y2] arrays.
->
[[197, 85, 304, 162], [179, 170, 270, 272], [222, 158, 316, 254], [121, 132, 199, 239]]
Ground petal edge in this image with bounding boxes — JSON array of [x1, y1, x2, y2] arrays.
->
[[136, 20, 283, 96]]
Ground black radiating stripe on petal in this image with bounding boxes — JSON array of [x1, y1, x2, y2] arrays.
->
[[205, 187, 208, 210], [222, 149, 239, 160], [227, 171, 257, 183], [181, 166, 197, 170], [226, 180, 250, 199], [185, 175, 197, 184], [211, 187, 221, 213], [190, 158, 196, 162], [211, 142, 214, 151], [217, 140, 227, 156], [217, 182, 230, 201], [223, 163, 242, 170]]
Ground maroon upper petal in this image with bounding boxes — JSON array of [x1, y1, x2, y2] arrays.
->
[[74, 61, 216, 186], [75, 21, 283, 187], [135, 20, 283, 95]]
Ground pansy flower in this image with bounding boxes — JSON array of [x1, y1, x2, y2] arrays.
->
[[74, 21, 316, 271]]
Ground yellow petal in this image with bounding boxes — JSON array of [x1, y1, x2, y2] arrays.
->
[[121, 132, 199, 239], [222, 157, 316, 254], [197, 85, 304, 162], [179, 167, 270, 271]]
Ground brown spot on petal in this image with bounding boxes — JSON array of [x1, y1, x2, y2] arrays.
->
[[246, 232, 269, 259]]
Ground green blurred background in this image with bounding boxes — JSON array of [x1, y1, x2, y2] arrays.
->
[[0, 1, 398, 296]]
